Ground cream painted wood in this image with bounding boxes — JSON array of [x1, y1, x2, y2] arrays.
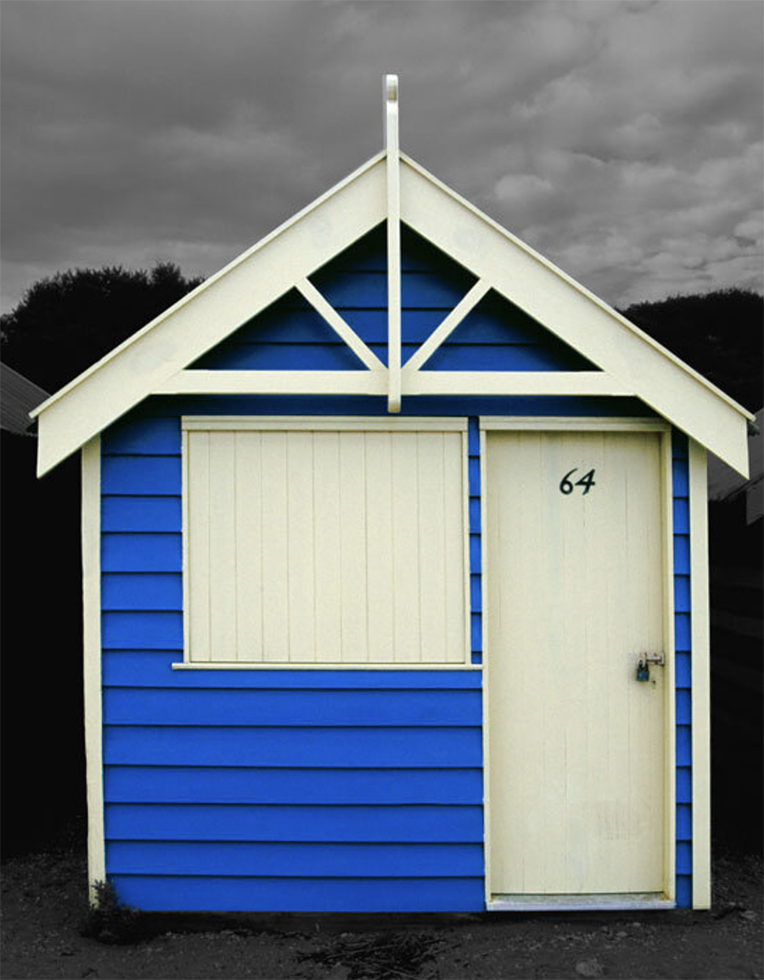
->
[[33, 153, 387, 475], [488, 894, 674, 911], [481, 417, 669, 433], [385, 75, 401, 413], [689, 440, 712, 909], [404, 279, 491, 372], [399, 154, 752, 475], [183, 416, 467, 432], [157, 370, 388, 396], [660, 432, 677, 900], [486, 431, 667, 896], [173, 662, 483, 671], [183, 423, 468, 665], [296, 278, 384, 371], [401, 371, 633, 397], [81, 437, 105, 896]]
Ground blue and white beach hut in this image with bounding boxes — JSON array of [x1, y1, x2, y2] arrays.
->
[[33, 78, 752, 914]]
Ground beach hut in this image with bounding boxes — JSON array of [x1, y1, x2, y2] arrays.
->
[[32, 77, 752, 913]]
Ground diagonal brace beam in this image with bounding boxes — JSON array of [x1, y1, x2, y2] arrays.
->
[[296, 278, 385, 371]]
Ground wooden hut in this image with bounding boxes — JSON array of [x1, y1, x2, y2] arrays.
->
[[32, 78, 752, 913]]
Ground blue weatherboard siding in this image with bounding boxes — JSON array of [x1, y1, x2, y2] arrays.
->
[[672, 431, 692, 908], [99, 222, 679, 912]]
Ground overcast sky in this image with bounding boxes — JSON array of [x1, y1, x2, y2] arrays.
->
[[1, 0, 762, 315]]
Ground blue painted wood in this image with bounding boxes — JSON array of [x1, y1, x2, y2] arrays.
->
[[101, 653, 483, 689], [102, 497, 182, 532], [102, 417, 181, 456], [102, 573, 182, 611], [103, 688, 482, 727], [675, 652, 691, 687], [676, 874, 692, 908], [676, 725, 692, 766], [196, 343, 366, 371], [676, 841, 692, 875], [102, 457, 181, 496], [673, 535, 691, 573], [104, 726, 482, 768], [468, 418, 480, 454], [676, 766, 692, 803], [470, 576, 482, 612], [469, 457, 480, 493], [102, 534, 182, 572], [470, 653, 482, 666], [311, 271, 476, 310], [675, 614, 691, 652], [103, 766, 484, 805], [675, 689, 691, 724], [672, 459, 689, 496], [673, 499, 690, 534], [105, 803, 484, 842], [672, 432, 689, 459], [420, 345, 591, 372], [675, 575, 691, 613], [470, 615, 482, 652], [103, 612, 183, 650], [108, 874, 485, 912], [106, 840, 484, 877], [469, 498, 481, 531], [224, 307, 365, 345], [469, 535, 481, 573], [676, 804, 692, 840]]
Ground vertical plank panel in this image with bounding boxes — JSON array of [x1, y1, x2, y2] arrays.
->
[[365, 432, 395, 663], [313, 433, 343, 662], [261, 433, 290, 662], [208, 433, 237, 662], [187, 432, 211, 662], [391, 433, 421, 661], [417, 433, 447, 662], [444, 432, 467, 662], [234, 433, 264, 662], [286, 432, 316, 661], [339, 432, 368, 662]]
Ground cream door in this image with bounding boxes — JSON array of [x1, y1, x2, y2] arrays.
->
[[486, 430, 667, 897]]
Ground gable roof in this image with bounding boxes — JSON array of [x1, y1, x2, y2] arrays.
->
[[31, 148, 753, 478], [1, 362, 48, 436]]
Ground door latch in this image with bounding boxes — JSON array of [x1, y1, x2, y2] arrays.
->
[[635, 652, 664, 682]]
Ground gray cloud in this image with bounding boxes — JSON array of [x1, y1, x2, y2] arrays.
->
[[1, 0, 762, 313]]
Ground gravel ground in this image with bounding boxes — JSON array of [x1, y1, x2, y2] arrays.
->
[[1, 827, 761, 980]]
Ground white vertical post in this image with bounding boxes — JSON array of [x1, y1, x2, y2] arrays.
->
[[689, 439, 711, 909], [385, 74, 401, 413]]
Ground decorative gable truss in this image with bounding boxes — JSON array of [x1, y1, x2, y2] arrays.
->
[[32, 83, 752, 477]]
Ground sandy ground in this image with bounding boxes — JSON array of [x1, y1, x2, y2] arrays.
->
[[1, 830, 761, 980]]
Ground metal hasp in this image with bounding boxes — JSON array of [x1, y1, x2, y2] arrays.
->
[[384, 73, 401, 413], [635, 652, 665, 682]]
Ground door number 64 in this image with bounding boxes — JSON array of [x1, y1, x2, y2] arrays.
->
[[559, 468, 596, 495]]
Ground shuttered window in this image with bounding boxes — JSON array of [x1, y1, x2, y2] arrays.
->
[[182, 418, 469, 665]]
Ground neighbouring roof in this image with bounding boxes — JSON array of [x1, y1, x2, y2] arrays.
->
[[30, 84, 753, 479], [708, 408, 763, 523], [1, 362, 48, 436]]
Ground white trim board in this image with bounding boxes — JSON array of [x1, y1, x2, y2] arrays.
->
[[81, 437, 105, 898], [32, 142, 751, 478]]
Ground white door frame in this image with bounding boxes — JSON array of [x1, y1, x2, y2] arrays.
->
[[479, 417, 676, 911]]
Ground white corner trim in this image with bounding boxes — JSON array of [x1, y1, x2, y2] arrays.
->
[[385, 75, 401, 414], [181, 416, 468, 432], [405, 279, 491, 372], [662, 431, 677, 902], [296, 278, 385, 371], [81, 437, 105, 897], [402, 372, 633, 397], [479, 417, 670, 432], [689, 439, 711, 909]]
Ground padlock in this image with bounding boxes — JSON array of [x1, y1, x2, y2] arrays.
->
[[636, 659, 650, 682]]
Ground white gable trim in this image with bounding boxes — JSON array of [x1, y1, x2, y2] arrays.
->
[[32, 152, 387, 476], [398, 154, 752, 476], [32, 147, 751, 478]]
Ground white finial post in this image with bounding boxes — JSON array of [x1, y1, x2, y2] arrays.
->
[[385, 74, 401, 413]]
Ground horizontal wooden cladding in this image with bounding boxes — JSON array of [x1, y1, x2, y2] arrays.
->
[[108, 875, 485, 912], [106, 841, 483, 877], [105, 803, 483, 842], [103, 766, 483, 804], [104, 726, 482, 767], [102, 653, 483, 687], [185, 428, 467, 664], [103, 688, 481, 726]]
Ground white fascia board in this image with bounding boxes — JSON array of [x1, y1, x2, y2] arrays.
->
[[399, 154, 752, 477], [34, 153, 387, 476]]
